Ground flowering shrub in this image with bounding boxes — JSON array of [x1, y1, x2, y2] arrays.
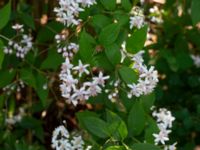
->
[[0, 0, 199, 149]]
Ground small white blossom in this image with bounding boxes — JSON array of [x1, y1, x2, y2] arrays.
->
[[73, 60, 90, 77], [191, 54, 200, 68], [130, 16, 145, 29]]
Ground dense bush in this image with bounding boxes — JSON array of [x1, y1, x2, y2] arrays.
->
[[0, 0, 199, 150]]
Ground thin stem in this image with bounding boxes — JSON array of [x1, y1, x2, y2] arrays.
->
[[0, 35, 10, 41]]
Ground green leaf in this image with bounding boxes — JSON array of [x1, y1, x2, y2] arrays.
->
[[41, 48, 64, 70], [131, 143, 161, 150], [20, 68, 36, 88], [140, 92, 155, 113], [121, 0, 132, 11], [76, 111, 99, 128], [99, 23, 120, 47], [0, 40, 4, 69], [126, 25, 148, 53], [19, 12, 35, 30], [128, 101, 146, 136], [191, 0, 200, 25], [100, 0, 116, 10], [145, 116, 159, 143], [82, 116, 109, 138], [0, 69, 16, 88], [118, 66, 138, 84], [94, 51, 114, 71], [91, 14, 112, 30], [106, 110, 128, 140], [79, 30, 96, 63], [0, 1, 11, 29], [36, 21, 64, 42], [105, 44, 121, 66], [106, 146, 126, 150], [35, 73, 49, 108]]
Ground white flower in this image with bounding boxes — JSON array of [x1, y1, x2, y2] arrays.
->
[[84, 81, 102, 96], [130, 16, 145, 29], [12, 23, 23, 30], [153, 130, 169, 145], [73, 60, 90, 77], [71, 136, 84, 149], [93, 72, 110, 87], [191, 54, 200, 68]]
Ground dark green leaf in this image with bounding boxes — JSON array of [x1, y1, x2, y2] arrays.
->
[[100, 0, 116, 10], [118, 66, 138, 84], [131, 143, 161, 150], [191, 0, 200, 25], [36, 21, 64, 42], [79, 30, 96, 63], [128, 101, 146, 136], [140, 92, 155, 113], [0, 69, 16, 88], [35, 73, 49, 107], [41, 49, 64, 70], [105, 44, 121, 66], [126, 25, 148, 53], [99, 23, 120, 46], [20, 68, 36, 88], [121, 0, 132, 11], [0, 40, 4, 69], [82, 116, 110, 138], [0, 1, 11, 29], [19, 13, 35, 30]]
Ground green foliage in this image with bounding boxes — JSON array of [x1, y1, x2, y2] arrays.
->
[[0, 1, 11, 30], [126, 25, 147, 53], [191, 0, 200, 25]]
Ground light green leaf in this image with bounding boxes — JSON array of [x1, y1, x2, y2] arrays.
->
[[99, 23, 120, 47], [0, 1, 11, 29], [191, 0, 200, 25], [128, 101, 146, 136], [118, 66, 138, 84], [106, 146, 126, 150], [106, 110, 128, 140], [126, 25, 148, 53]]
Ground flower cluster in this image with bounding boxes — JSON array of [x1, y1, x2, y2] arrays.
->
[[54, 0, 96, 27], [129, 7, 145, 29], [149, 6, 163, 24], [6, 107, 25, 125], [152, 108, 176, 150], [127, 50, 158, 98], [3, 24, 33, 59], [59, 58, 109, 106], [52, 125, 92, 150], [55, 33, 79, 58], [191, 54, 200, 68], [105, 80, 120, 102], [3, 80, 25, 95]]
